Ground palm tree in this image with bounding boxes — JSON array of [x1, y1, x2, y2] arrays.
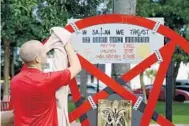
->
[[145, 69, 157, 84], [140, 72, 147, 103]]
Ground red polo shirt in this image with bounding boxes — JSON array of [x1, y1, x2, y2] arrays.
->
[[10, 67, 71, 126]]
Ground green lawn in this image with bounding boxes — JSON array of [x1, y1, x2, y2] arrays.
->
[[152, 102, 189, 124], [68, 102, 80, 122], [68, 101, 76, 112], [69, 101, 189, 124]]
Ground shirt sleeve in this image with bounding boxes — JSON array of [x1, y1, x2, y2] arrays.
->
[[43, 69, 71, 92]]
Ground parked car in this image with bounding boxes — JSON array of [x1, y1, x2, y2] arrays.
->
[[174, 89, 189, 102], [133, 85, 189, 102], [176, 85, 189, 92], [145, 85, 166, 101], [176, 80, 189, 86], [133, 85, 165, 100]]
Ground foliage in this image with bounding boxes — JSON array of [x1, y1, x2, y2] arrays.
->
[[36, 0, 103, 40], [1, 0, 103, 64], [137, 0, 189, 92], [137, 0, 189, 32], [1, 0, 40, 45], [1, 0, 103, 44], [1, 46, 22, 77], [145, 69, 157, 84], [1, 0, 102, 94], [136, 0, 189, 54], [137, 0, 189, 45]]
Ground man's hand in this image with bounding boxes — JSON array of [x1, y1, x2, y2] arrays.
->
[[65, 43, 81, 79]]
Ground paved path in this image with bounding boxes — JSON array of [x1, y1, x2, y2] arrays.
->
[[70, 122, 80, 126], [149, 124, 189, 126], [71, 122, 189, 126]]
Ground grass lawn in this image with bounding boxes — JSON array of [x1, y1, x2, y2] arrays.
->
[[68, 102, 80, 122], [69, 101, 189, 124], [152, 102, 189, 124], [68, 101, 76, 112]]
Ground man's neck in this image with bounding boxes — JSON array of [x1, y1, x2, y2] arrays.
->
[[27, 64, 42, 71]]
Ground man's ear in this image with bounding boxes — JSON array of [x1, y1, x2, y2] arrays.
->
[[36, 56, 41, 63]]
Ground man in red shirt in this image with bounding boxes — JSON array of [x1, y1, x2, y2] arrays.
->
[[9, 40, 81, 126]]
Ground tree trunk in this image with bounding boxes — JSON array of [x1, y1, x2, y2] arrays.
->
[[114, 0, 137, 15], [11, 51, 15, 78], [3, 39, 11, 96], [139, 72, 147, 103], [80, 70, 88, 97], [172, 60, 181, 99], [112, 0, 137, 80]]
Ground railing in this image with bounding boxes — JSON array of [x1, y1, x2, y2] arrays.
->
[[1, 101, 11, 111]]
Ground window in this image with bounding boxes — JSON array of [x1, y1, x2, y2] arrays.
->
[[185, 83, 189, 85], [91, 76, 94, 83], [176, 82, 182, 85]]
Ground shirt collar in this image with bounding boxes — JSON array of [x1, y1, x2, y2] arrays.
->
[[24, 67, 42, 73]]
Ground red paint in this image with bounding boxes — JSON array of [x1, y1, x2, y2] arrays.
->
[[65, 14, 189, 126]]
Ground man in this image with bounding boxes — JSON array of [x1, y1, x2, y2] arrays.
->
[[10, 40, 81, 126]]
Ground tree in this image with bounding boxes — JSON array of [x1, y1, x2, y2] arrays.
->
[[112, 0, 137, 79], [145, 69, 157, 84], [1, 0, 40, 95], [139, 72, 147, 103], [111, 0, 150, 102], [1, 0, 103, 96], [137, 0, 189, 98]]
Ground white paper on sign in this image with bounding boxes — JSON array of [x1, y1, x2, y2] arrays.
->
[[68, 18, 164, 64]]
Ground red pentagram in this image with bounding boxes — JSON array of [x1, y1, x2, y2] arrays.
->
[[65, 14, 189, 126]]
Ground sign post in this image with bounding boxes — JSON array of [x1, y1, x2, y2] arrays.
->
[[165, 37, 174, 121]]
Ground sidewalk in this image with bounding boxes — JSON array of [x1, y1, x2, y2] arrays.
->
[[71, 122, 189, 126], [71, 122, 80, 126], [150, 124, 189, 126]]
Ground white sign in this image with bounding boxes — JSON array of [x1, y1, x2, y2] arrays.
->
[[68, 18, 164, 64]]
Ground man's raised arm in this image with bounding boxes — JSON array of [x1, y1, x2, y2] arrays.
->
[[65, 43, 81, 79]]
